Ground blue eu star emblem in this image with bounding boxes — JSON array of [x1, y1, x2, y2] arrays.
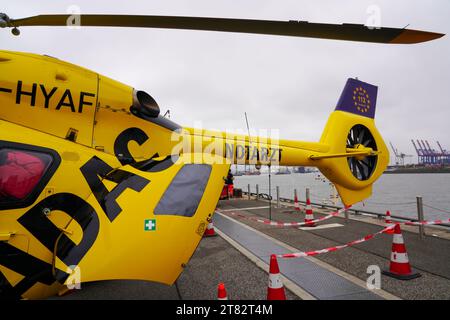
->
[[352, 86, 371, 113]]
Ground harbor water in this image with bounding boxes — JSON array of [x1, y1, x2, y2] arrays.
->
[[234, 173, 450, 221]]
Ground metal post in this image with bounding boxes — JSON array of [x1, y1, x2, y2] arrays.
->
[[306, 188, 310, 201], [344, 208, 349, 223], [268, 165, 272, 221], [247, 184, 251, 200], [256, 184, 259, 200], [416, 196, 425, 239], [294, 188, 298, 202], [276, 186, 280, 208], [331, 184, 338, 206]]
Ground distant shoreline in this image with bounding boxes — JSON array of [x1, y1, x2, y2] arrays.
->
[[384, 167, 450, 174]]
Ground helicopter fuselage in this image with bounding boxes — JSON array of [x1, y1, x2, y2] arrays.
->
[[0, 49, 388, 299]]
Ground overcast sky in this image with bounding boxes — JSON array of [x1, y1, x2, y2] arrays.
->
[[2, 0, 449, 165]]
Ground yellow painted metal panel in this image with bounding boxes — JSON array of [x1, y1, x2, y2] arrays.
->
[[0, 51, 98, 146]]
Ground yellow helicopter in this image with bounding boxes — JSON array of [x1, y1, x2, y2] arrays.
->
[[0, 13, 444, 300]]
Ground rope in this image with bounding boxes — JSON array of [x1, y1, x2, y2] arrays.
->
[[361, 201, 416, 206], [423, 203, 450, 214]]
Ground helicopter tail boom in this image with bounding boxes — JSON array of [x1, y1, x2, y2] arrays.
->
[[181, 78, 388, 205]]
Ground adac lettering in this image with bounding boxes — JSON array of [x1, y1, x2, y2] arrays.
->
[[3, 81, 96, 113], [1, 193, 99, 299], [0, 128, 176, 299]]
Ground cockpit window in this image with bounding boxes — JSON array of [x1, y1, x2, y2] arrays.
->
[[154, 164, 212, 217]]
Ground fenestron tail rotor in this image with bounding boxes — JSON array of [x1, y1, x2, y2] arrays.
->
[[346, 125, 377, 181], [0, 13, 444, 44]]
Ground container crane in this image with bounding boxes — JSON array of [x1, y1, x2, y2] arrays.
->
[[436, 141, 450, 164], [411, 140, 423, 164], [389, 141, 413, 166], [424, 140, 436, 164], [419, 140, 431, 164], [411, 139, 449, 165]]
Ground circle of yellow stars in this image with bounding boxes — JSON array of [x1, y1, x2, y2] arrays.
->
[[352, 86, 371, 113]]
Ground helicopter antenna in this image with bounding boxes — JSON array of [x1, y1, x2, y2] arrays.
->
[[244, 112, 253, 173], [163, 109, 171, 118], [244, 112, 271, 217], [244, 112, 253, 144]]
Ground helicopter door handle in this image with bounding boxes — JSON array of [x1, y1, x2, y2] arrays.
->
[[55, 71, 68, 81], [0, 232, 15, 241]]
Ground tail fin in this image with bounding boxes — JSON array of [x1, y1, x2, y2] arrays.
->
[[317, 78, 389, 205], [335, 78, 378, 119]]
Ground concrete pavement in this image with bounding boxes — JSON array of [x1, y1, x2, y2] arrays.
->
[[218, 199, 450, 300], [50, 234, 299, 300]]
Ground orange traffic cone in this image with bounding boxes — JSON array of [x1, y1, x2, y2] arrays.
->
[[384, 211, 395, 234], [217, 283, 228, 300], [304, 198, 315, 227], [294, 194, 301, 212], [204, 222, 217, 237], [267, 255, 286, 300], [382, 224, 421, 280]]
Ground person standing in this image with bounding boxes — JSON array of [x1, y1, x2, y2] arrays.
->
[[224, 170, 234, 198]]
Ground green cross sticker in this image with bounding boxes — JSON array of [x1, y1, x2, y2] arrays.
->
[[144, 219, 156, 231]]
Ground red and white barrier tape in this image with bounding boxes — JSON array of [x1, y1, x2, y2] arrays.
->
[[219, 206, 351, 227], [277, 218, 449, 259], [217, 207, 449, 259], [404, 218, 450, 226], [277, 224, 396, 258], [218, 207, 449, 228]]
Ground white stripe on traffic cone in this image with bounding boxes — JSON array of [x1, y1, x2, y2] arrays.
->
[[267, 254, 286, 300], [304, 198, 315, 227], [382, 223, 421, 280], [294, 194, 301, 211]]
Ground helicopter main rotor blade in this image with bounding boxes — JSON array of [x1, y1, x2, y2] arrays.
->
[[3, 14, 445, 44]]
